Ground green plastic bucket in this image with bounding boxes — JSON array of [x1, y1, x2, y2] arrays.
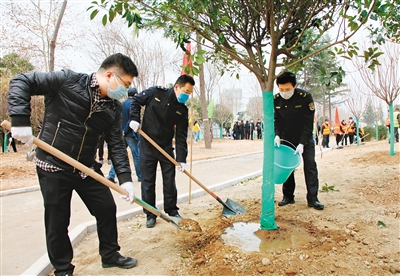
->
[[274, 144, 301, 184]]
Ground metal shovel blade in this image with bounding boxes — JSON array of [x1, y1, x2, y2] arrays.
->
[[222, 198, 247, 216], [166, 215, 182, 229]]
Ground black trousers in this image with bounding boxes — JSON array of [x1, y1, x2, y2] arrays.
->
[[37, 167, 120, 275], [336, 134, 343, 146], [348, 133, 355, 144], [140, 141, 179, 219], [322, 134, 330, 148], [282, 138, 320, 202]]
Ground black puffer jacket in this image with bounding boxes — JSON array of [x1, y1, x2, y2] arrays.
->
[[8, 69, 132, 183]]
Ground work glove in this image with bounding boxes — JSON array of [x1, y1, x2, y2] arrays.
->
[[274, 135, 281, 147], [120, 181, 135, 203], [294, 144, 304, 155], [177, 162, 186, 173], [9, 137, 13, 142], [129, 120, 140, 132], [11, 126, 33, 146]]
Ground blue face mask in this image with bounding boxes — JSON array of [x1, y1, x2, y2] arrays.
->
[[107, 75, 128, 100], [177, 91, 189, 104]]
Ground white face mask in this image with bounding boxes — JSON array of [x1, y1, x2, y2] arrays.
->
[[280, 90, 294, 100]]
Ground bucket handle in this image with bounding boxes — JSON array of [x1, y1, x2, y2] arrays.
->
[[277, 139, 297, 150]]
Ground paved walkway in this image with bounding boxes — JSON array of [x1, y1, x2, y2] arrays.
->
[[1, 151, 264, 275]]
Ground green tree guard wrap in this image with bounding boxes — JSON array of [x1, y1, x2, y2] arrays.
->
[[260, 91, 278, 230], [388, 103, 395, 156], [355, 117, 360, 146], [4, 133, 9, 152]]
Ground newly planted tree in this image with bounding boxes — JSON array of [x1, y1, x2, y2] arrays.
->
[[88, 0, 388, 229]]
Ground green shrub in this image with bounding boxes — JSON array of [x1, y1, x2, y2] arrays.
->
[[363, 125, 388, 141]]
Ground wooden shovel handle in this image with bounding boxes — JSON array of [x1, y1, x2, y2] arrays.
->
[[139, 129, 218, 200], [1, 120, 176, 221], [1, 120, 128, 196]]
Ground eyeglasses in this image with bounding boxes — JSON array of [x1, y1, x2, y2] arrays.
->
[[115, 74, 130, 89]]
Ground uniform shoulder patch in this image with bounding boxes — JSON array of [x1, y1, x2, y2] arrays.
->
[[157, 85, 168, 90], [309, 102, 315, 111], [274, 93, 280, 99]]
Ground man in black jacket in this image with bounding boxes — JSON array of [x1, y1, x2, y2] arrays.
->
[[129, 75, 195, 228], [8, 53, 139, 275], [274, 71, 324, 210]]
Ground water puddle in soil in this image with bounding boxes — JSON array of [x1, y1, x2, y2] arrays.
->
[[221, 222, 315, 252]]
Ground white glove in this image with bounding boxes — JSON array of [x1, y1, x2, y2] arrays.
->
[[294, 144, 304, 155], [120, 181, 135, 203], [177, 162, 186, 173], [11, 126, 33, 146], [274, 135, 281, 147], [129, 120, 140, 132], [9, 137, 13, 142]]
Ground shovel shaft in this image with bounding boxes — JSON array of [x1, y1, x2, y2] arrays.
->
[[1, 120, 177, 226], [139, 129, 238, 214], [139, 129, 219, 199]]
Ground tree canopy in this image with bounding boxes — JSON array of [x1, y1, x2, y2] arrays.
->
[[89, 0, 385, 91]]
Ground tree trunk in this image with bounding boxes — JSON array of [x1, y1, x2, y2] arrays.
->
[[49, 0, 67, 71], [197, 35, 211, 149], [328, 93, 332, 124]]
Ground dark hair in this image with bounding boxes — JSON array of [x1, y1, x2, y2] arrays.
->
[[276, 71, 296, 86], [100, 53, 139, 77], [175, 74, 195, 87], [128, 87, 138, 96]]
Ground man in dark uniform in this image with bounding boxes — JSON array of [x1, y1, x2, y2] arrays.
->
[[129, 75, 195, 228], [274, 71, 324, 210]]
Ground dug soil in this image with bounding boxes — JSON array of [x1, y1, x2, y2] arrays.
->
[[1, 139, 399, 275], [72, 140, 399, 275]]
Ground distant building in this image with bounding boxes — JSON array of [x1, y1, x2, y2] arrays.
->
[[220, 88, 243, 118]]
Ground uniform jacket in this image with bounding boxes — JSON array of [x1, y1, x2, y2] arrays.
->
[[130, 86, 188, 163], [274, 88, 315, 145], [122, 97, 140, 140], [8, 69, 132, 183]]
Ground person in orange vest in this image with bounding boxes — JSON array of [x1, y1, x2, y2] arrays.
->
[[347, 117, 356, 144], [334, 120, 344, 146], [340, 119, 348, 146], [321, 119, 331, 148]]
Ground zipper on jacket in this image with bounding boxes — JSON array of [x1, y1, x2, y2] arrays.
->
[[73, 85, 93, 173], [51, 122, 61, 146]]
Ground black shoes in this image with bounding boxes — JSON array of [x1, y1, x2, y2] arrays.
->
[[146, 218, 156, 228], [102, 254, 138, 269], [308, 200, 324, 210], [278, 197, 295, 206], [169, 213, 182, 218], [56, 272, 73, 276]]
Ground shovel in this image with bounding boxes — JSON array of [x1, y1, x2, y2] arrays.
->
[[139, 129, 246, 216], [1, 120, 182, 230]]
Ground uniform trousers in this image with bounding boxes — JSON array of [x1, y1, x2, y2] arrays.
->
[[37, 167, 120, 275], [282, 138, 320, 202], [140, 140, 179, 219]]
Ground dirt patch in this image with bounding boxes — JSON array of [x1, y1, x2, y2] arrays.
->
[[67, 140, 399, 276], [2, 139, 399, 275]]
